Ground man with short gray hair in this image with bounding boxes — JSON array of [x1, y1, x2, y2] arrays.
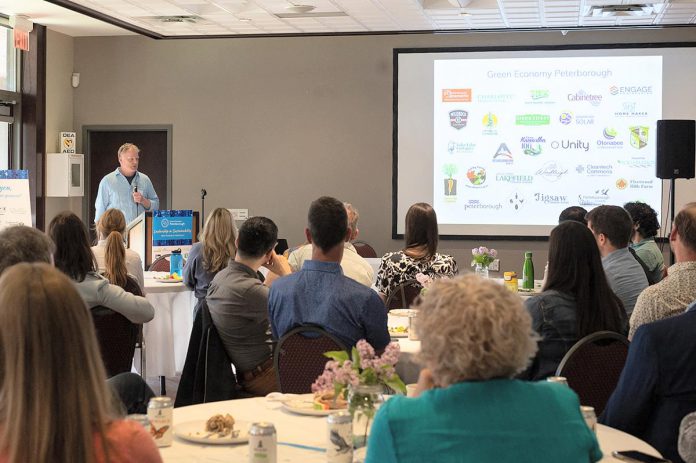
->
[[95, 143, 159, 223], [0, 225, 54, 275]]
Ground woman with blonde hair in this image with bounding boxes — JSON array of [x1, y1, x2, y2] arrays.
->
[[183, 207, 237, 314], [93, 208, 145, 290], [0, 263, 161, 463], [365, 274, 602, 463], [376, 202, 457, 299]]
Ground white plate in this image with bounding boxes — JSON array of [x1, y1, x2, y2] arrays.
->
[[282, 394, 347, 416], [390, 309, 416, 317], [154, 278, 183, 284], [174, 420, 249, 445]]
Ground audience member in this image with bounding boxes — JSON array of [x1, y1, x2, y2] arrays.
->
[[521, 221, 627, 380], [366, 275, 601, 463], [0, 223, 154, 415], [269, 196, 389, 350], [630, 203, 696, 338], [48, 211, 154, 324], [602, 303, 696, 463], [288, 202, 374, 287], [207, 216, 291, 396], [558, 205, 588, 225], [586, 205, 649, 316], [184, 207, 237, 316], [624, 201, 666, 284], [0, 263, 161, 463], [679, 412, 696, 463], [376, 203, 457, 299], [92, 208, 145, 290], [0, 225, 53, 275]]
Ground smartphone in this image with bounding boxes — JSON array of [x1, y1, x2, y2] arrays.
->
[[612, 450, 671, 463]]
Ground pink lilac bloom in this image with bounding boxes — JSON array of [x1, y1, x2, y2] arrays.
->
[[356, 339, 375, 360], [490, 249, 498, 258]]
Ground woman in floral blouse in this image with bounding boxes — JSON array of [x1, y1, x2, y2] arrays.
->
[[376, 203, 458, 300]]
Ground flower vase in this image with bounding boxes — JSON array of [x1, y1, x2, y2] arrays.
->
[[348, 383, 384, 463], [474, 262, 489, 279]]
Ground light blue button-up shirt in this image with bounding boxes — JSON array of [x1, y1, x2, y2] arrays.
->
[[94, 168, 159, 224]]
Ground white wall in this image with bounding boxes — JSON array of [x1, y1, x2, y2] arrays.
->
[[45, 29, 80, 226]]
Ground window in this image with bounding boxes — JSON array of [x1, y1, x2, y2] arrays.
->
[[0, 20, 19, 170]]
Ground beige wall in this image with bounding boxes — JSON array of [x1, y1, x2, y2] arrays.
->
[[45, 29, 80, 226], [72, 28, 690, 274]]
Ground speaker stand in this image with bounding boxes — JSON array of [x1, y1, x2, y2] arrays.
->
[[670, 178, 676, 266]]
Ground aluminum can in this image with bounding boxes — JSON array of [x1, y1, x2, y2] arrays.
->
[[327, 411, 353, 463], [147, 396, 173, 447], [546, 376, 569, 386], [408, 311, 420, 341], [503, 272, 518, 292], [249, 422, 277, 463], [581, 406, 597, 434]]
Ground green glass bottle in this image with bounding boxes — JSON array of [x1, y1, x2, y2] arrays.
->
[[522, 251, 535, 290]]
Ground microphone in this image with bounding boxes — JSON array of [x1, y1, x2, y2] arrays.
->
[[201, 188, 207, 199]]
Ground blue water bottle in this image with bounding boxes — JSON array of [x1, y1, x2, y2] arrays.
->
[[169, 249, 183, 277]]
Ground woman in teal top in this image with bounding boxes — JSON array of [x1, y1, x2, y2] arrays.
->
[[365, 275, 602, 463]]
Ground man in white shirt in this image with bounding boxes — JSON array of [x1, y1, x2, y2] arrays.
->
[[287, 202, 374, 287]]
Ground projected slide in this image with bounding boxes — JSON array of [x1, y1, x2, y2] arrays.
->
[[431, 55, 662, 228]]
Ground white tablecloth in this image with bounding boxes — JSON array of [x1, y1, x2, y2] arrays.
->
[[143, 272, 196, 378], [159, 398, 662, 462]]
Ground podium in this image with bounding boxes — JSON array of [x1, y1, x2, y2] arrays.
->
[[126, 211, 200, 269]]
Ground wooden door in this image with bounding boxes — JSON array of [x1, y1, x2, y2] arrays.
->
[[83, 126, 171, 234]]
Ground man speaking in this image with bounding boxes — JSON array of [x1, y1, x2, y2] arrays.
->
[[95, 143, 159, 224]]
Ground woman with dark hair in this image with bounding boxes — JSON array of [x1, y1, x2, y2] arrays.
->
[[376, 203, 457, 299], [520, 220, 627, 380], [48, 211, 154, 324], [624, 201, 665, 284]]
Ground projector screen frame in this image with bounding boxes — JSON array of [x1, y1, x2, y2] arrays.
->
[[392, 41, 696, 241]]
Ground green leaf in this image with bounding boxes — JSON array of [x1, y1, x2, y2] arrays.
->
[[324, 350, 349, 362], [385, 375, 407, 395], [351, 346, 360, 366]]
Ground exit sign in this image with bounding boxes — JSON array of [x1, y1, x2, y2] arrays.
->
[[13, 30, 29, 51]]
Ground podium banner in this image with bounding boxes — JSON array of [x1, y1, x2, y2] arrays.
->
[[152, 210, 193, 260], [0, 170, 32, 231]]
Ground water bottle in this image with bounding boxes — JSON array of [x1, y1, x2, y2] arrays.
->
[[522, 251, 535, 290], [169, 249, 183, 277]]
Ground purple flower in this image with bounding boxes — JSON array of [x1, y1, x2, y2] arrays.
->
[[490, 249, 498, 258]]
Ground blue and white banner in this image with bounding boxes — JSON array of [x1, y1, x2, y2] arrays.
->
[[0, 170, 32, 231], [152, 210, 193, 247]]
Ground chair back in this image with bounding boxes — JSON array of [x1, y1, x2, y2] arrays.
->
[[352, 240, 377, 258], [274, 325, 347, 394], [123, 275, 144, 296], [90, 305, 140, 378], [148, 254, 171, 272], [555, 331, 630, 415], [384, 279, 422, 311]]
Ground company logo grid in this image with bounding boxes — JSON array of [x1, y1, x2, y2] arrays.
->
[[432, 56, 662, 225]]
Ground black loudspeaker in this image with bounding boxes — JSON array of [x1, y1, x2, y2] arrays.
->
[[656, 120, 696, 179]]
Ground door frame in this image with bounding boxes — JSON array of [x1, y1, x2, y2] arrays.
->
[[81, 124, 173, 223]]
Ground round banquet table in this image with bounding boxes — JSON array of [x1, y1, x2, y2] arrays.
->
[[159, 397, 662, 462], [143, 272, 196, 378]]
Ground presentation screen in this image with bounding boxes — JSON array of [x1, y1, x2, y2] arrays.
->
[[394, 46, 680, 239]]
